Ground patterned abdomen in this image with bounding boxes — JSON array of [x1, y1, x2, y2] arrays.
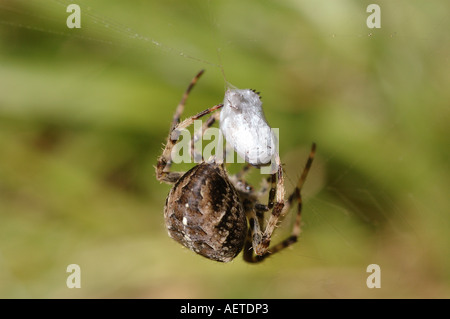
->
[[164, 163, 247, 262]]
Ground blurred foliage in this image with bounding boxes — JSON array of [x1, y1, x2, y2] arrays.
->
[[0, 0, 449, 298]]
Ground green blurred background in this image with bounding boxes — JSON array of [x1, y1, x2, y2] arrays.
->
[[0, 0, 449, 298]]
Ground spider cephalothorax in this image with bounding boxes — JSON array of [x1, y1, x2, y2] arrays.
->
[[156, 70, 315, 263]]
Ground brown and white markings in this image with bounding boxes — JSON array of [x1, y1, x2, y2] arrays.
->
[[155, 70, 316, 263]]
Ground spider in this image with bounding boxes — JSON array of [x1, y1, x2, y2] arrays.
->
[[156, 70, 316, 263]]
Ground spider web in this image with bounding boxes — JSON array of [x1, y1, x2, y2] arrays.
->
[[0, 0, 449, 298]]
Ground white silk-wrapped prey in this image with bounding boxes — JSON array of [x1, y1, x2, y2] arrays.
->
[[220, 88, 278, 167]]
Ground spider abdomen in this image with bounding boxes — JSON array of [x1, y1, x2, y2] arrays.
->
[[164, 162, 247, 262]]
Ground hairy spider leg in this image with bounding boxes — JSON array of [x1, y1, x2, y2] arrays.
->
[[251, 154, 285, 254], [244, 143, 316, 263], [190, 111, 221, 163], [170, 69, 204, 132], [156, 70, 223, 184]]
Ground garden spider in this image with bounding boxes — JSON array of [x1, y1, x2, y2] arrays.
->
[[156, 70, 316, 263]]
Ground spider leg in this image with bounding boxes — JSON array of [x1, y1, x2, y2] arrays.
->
[[257, 154, 286, 253], [243, 209, 263, 263], [170, 70, 204, 132], [156, 104, 223, 183], [252, 175, 272, 230], [286, 143, 316, 239], [244, 143, 316, 263], [267, 173, 277, 209], [234, 163, 275, 225], [155, 70, 223, 184], [242, 153, 284, 257], [190, 111, 221, 163]]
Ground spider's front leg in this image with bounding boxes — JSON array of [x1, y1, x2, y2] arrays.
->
[[244, 144, 316, 263], [190, 111, 221, 163], [256, 154, 286, 253], [241, 153, 285, 260], [155, 70, 223, 184], [156, 104, 223, 184]]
